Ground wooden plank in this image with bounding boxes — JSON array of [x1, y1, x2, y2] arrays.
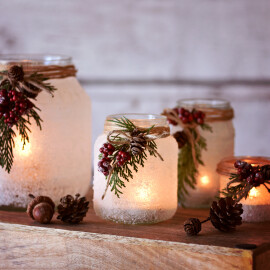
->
[[0, 191, 269, 269]]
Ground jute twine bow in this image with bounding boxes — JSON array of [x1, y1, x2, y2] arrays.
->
[[0, 65, 53, 97], [162, 108, 200, 168], [0, 64, 77, 97], [102, 126, 170, 200]]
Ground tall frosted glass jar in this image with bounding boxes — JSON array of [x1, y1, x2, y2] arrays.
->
[[93, 114, 178, 224], [172, 99, 235, 207], [0, 55, 91, 208], [218, 156, 270, 222]]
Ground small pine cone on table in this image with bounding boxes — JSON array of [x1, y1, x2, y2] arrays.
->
[[130, 129, 147, 155], [184, 218, 202, 236], [57, 193, 89, 224], [210, 197, 243, 232]]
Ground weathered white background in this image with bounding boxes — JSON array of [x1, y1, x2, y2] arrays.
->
[[0, 0, 270, 156]]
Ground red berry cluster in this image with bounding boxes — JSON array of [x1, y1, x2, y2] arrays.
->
[[234, 160, 264, 186], [168, 107, 205, 125], [99, 143, 115, 157], [179, 108, 205, 125], [0, 89, 34, 127], [98, 143, 115, 176], [116, 151, 131, 166]]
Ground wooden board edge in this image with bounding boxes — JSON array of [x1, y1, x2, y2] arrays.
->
[[0, 221, 255, 258]]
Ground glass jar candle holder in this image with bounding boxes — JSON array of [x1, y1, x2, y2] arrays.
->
[[171, 99, 235, 208], [0, 54, 91, 209], [217, 156, 270, 222], [93, 114, 178, 224]]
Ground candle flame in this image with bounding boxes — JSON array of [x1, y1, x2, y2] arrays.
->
[[137, 187, 151, 202], [249, 187, 259, 199], [200, 176, 210, 186], [15, 137, 31, 157]]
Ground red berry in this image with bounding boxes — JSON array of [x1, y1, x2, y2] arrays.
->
[[181, 117, 189, 124], [107, 144, 115, 150], [179, 108, 185, 115], [197, 118, 204, 124], [188, 114, 193, 122]]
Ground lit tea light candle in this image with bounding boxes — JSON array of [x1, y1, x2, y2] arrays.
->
[[15, 137, 31, 157], [200, 175, 210, 186], [217, 156, 270, 222]]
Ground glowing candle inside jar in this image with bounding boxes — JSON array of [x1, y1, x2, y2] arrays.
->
[[15, 137, 31, 157], [218, 157, 270, 222], [93, 114, 178, 224], [200, 176, 210, 186]]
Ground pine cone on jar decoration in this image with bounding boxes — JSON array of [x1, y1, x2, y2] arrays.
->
[[183, 197, 243, 236], [57, 193, 89, 224], [173, 131, 188, 149], [261, 165, 270, 181], [7, 65, 25, 83], [130, 129, 147, 155]]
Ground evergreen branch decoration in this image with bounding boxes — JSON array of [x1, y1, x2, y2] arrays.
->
[[162, 107, 212, 206], [97, 117, 168, 199], [220, 160, 270, 202], [0, 65, 56, 173]]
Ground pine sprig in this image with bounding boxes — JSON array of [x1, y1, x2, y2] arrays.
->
[[0, 119, 16, 173], [0, 66, 56, 173], [178, 124, 212, 206], [102, 117, 160, 198], [28, 72, 57, 95]]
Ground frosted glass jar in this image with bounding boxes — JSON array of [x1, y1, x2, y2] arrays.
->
[[172, 99, 235, 207], [0, 55, 91, 208], [93, 114, 178, 224], [218, 156, 270, 222]]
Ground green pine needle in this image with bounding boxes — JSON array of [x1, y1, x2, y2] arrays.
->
[[178, 124, 212, 206], [103, 117, 160, 198]]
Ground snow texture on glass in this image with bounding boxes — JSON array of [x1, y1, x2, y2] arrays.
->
[[93, 133, 178, 224], [0, 78, 92, 208]]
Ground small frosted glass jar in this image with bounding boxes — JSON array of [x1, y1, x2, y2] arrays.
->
[[93, 114, 178, 224], [0, 54, 91, 208], [217, 156, 270, 222], [172, 99, 235, 207]]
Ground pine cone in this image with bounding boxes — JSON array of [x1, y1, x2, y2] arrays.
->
[[210, 197, 243, 232], [184, 218, 201, 236], [8, 65, 24, 82], [130, 130, 147, 155], [173, 131, 188, 149], [57, 193, 89, 224], [261, 165, 270, 180]]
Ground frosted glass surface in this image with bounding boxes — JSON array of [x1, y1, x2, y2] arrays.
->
[[93, 133, 178, 224], [0, 77, 91, 208], [171, 120, 235, 207]]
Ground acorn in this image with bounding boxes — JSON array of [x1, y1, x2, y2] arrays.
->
[[27, 194, 55, 224]]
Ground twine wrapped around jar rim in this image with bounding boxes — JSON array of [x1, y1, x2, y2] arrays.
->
[[217, 156, 270, 176], [1, 64, 77, 79], [203, 107, 234, 122]]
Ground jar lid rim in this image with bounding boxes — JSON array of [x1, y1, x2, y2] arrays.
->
[[178, 98, 231, 109], [217, 156, 270, 176], [0, 54, 72, 65], [107, 113, 167, 120]]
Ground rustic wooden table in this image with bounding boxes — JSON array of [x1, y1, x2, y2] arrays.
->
[[0, 192, 269, 270]]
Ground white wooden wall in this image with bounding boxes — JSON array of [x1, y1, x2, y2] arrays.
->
[[1, 0, 270, 156]]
